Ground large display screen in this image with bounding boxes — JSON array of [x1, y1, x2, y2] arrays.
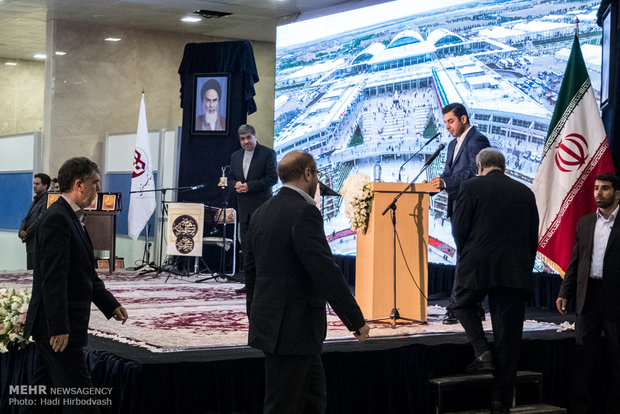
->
[[275, 0, 602, 268]]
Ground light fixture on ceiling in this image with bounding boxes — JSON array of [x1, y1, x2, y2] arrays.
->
[[33, 54, 46, 59], [194, 9, 232, 19], [104, 37, 122, 42], [5, 62, 17, 66], [181, 16, 201, 23], [55, 51, 66, 56]]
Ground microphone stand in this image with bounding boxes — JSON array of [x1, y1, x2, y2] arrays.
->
[[372, 161, 436, 328], [398, 133, 440, 181], [130, 184, 205, 280]]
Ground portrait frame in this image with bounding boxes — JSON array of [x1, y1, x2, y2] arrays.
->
[[192, 73, 230, 135]]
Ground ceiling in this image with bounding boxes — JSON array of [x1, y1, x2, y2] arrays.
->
[[0, 0, 389, 61]]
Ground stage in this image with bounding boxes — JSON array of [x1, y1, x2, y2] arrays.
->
[[0, 266, 598, 413]]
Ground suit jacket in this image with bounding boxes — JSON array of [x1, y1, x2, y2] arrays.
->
[[19, 192, 48, 250], [451, 170, 539, 291], [23, 197, 120, 348], [440, 126, 490, 217], [245, 187, 366, 355], [558, 210, 620, 318], [229, 142, 278, 223]]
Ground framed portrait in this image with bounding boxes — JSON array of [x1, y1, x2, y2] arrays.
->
[[192, 73, 230, 135], [101, 194, 118, 211]]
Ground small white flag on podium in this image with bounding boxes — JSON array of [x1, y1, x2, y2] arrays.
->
[[128, 93, 156, 240]]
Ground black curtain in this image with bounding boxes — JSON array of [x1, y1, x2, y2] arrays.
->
[[177, 40, 259, 207]]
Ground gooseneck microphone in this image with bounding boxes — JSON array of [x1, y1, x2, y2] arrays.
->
[[398, 132, 441, 181], [190, 184, 206, 190], [423, 143, 446, 167]]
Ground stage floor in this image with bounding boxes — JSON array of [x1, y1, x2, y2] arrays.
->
[[1, 269, 574, 362]]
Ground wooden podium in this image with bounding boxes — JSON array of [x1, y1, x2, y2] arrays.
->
[[355, 182, 435, 324]]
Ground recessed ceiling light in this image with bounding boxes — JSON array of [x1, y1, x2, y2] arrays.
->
[[33, 54, 46, 59], [104, 37, 121, 42], [55, 51, 66, 56], [181, 16, 201, 23], [5, 62, 17, 66]]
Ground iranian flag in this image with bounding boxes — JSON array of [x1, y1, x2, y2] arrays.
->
[[128, 93, 156, 240], [533, 35, 615, 276]]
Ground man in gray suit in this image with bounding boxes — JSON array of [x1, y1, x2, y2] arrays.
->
[[451, 148, 539, 414], [245, 150, 370, 414], [557, 173, 620, 414], [19, 173, 51, 269]]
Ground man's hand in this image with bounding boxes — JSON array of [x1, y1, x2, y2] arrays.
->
[[50, 334, 69, 352], [556, 297, 568, 315], [112, 306, 128, 324], [18, 230, 27, 242], [353, 323, 371, 342], [430, 176, 444, 191], [235, 182, 249, 193]]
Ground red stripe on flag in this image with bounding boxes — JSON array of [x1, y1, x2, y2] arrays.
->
[[538, 148, 615, 272]]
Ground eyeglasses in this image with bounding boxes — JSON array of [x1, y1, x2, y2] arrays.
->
[[307, 168, 321, 179]]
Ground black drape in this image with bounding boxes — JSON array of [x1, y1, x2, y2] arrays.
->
[[177, 40, 259, 207]]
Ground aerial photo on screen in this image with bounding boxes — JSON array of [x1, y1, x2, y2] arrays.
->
[[274, 0, 602, 269]]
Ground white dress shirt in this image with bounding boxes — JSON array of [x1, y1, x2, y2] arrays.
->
[[590, 204, 618, 279], [452, 125, 472, 163], [242, 150, 254, 180], [282, 184, 316, 206]]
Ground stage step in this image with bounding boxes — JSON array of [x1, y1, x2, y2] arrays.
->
[[445, 403, 566, 413], [429, 371, 544, 413]]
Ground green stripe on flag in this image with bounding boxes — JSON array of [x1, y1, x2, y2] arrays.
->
[[544, 35, 591, 155]]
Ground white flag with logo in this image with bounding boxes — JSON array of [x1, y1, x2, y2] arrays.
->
[[128, 93, 156, 240]]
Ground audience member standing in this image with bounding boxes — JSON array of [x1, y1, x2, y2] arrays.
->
[[245, 150, 370, 414], [229, 124, 277, 292], [556, 173, 620, 414], [23, 157, 128, 414], [451, 149, 539, 414], [19, 173, 51, 269]]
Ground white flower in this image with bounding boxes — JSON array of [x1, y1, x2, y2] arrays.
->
[[0, 289, 33, 352], [341, 173, 374, 232]]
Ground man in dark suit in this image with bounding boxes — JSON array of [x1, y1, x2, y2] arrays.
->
[[429, 102, 490, 324], [245, 150, 370, 414], [451, 148, 539, 414], [229, 124, 277, 292], [23, 157, 128, 413], [557, 173, 620, 414], [19, 173, 51, 269]]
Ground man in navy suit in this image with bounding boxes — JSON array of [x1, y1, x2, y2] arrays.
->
[[429, 103, 490, 324], [557, 173, 620, 414], [229, 124, 278, 292], [24, 157, 128, 413], [245, 150, 370, 414]]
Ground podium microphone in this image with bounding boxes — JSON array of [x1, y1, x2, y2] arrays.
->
[[398, 132, 441, 181], [190, 183, 206, 190], [423, 143, 446, 168]]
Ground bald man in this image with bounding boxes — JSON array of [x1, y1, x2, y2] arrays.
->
[[245, 150, 370, 414]]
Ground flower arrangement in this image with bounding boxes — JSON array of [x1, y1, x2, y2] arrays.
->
[[340, 173, 374, 232], [0, 288, 32, 353]]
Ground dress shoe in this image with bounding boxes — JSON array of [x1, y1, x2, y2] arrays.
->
[[235, 286, 247, 294], [477, 303, 486, 321], [442, 309, 458, 325], [465, 350, 494, 373]]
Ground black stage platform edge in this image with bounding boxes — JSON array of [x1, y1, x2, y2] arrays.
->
[[6, 327, 615, 414]]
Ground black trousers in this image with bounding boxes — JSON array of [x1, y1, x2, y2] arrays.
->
[[571, 279, 620, 414], [453, 286, 528, 407], [263, 353, 327, 414], [22, 340, 100, 414]]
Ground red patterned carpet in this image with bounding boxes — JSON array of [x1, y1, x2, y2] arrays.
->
[[1, 270, 560, 353]]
